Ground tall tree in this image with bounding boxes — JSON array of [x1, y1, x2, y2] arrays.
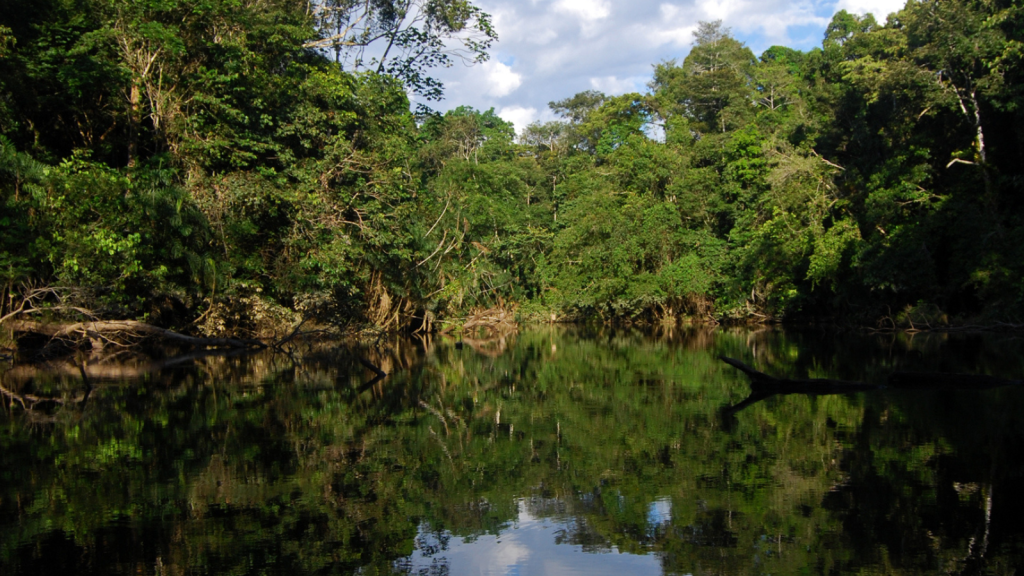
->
[[651, 21, 756, 136], [904, 0, 1007, 198], [307, 0, 496, 100]]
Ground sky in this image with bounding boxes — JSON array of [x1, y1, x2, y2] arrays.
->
[[423, 0, 909, 132]]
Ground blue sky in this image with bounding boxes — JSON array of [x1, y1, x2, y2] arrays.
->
[[423, 0, 909, 132]]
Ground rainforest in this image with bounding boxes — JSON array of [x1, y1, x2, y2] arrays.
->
[[2, 0, 1024, 337], [5, 3, 1024, 575]]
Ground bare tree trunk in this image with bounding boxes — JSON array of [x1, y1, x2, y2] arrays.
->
[[969, 90, 994, 199], [128, 82, 141, 168]]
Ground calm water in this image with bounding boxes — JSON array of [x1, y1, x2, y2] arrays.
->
[[2, 327, 1024, 575]]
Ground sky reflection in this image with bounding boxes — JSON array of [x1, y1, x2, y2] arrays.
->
[[404, 498, 665, 576]]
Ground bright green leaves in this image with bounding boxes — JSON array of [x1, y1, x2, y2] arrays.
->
[[419, 106, 515, 167], [807, 218, 860, 289], [36, 160, 149, 289], [723, 126, 768, 189], [0, 25, 13, 58], [544, 181, 717, 320], [586, 94, 652, 157], [824, 10, 878, 50]]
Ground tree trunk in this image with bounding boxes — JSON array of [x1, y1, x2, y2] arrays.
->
[[128, 82, 141, 168]]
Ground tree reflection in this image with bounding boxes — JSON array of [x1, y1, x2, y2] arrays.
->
[[0, 328, 1023, 575]]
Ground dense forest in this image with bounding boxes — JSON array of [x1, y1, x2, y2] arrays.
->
[[2, 0, 1023, 338]]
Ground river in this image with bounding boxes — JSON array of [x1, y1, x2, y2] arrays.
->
[[2, 326, 1023, 575]]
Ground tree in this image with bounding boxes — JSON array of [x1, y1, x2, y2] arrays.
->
[[419, 106, 514, 165], [307, 0, 497, 100], [651, 21, 756, 136], [823, 9, 878, 48], [580, 93, 653, 156], [519, 121, 570, 157], [904, 0, 1006, 196], [547, 90, 608, 152]]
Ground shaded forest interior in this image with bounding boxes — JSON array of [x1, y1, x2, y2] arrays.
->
[[3, 0, 1024, 341]]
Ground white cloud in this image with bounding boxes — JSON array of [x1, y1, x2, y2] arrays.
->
[[696, 0, 743, 21], [589, 75, 645, 95], [483, 60, 523, 97], [649, 4, 699, 48], [528, 28, 559, 45], [433, 0, 885, 133], [553, 0, 611, 22], [497, 105, 540, 134], [835, 0, 906, 19]]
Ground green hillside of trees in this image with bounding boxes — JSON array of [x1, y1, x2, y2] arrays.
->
[[2, 0, 1023, 335]]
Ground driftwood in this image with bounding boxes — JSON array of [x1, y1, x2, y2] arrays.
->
[[447, 305, 518, 337], [8, 320, 266, 350], [718, 356, 1022, 422]]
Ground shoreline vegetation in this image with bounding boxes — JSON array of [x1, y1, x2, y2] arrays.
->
[[3, 0, 1024, 351]]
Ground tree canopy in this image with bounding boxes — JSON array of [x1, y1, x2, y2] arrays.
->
[[3, 1, 1024, 336]]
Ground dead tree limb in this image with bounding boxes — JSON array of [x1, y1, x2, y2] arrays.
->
[[358, 355, 387, 378]]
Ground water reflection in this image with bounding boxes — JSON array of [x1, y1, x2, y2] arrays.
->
[[402, 498, 663, 575], [0, 327, 1023, 575]]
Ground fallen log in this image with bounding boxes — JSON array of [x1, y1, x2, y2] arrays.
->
[[719, 356, 879, 426], [718, 356, 1023, 423], [358, 355, 387, 378], [719, 356, 880, 392], [8, 320, 266, 349]]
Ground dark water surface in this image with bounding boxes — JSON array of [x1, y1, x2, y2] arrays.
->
[[2, 327, 1024, 575]]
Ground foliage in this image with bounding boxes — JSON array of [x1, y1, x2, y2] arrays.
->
[[3, 0, 1024, 332]]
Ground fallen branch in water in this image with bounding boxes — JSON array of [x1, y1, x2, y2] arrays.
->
[[8, 320, 266, 349], [719, 356, 878, 392], [718, 356, 1023, 424], [358, 355, 387, 378], [272, 318, 308, 350]]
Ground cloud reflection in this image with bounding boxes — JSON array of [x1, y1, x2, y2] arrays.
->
[[405, 498, 663, 575]]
